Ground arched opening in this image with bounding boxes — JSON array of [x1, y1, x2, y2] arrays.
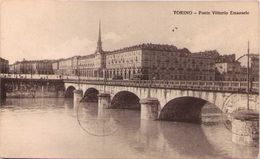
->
[[65, 86, 76, 98], [82, 88, 99, 102], [159, 97, 222, 124], [111, 91, 140, 110]]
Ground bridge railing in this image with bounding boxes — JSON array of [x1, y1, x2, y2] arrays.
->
[[1, 73, 258, 93], [64, 79, 259, 94], [0, 73, 61, 79]]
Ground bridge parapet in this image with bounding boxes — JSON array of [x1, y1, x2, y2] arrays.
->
[[1, 74, 258, 93], [64, 79, 259, 94]]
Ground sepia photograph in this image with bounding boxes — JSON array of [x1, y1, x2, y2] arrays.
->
[[0, 0, 259, 158]]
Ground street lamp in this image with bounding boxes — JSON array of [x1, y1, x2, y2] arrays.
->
[[103, 68, 107, 92], [13, 64, 15, 78], [235, 41, 251, 110], [76, 58, 81, 89], [30, 65, 33, 78], [148, 71, 158, 98], [77, 68, 81, 89], [246, 41, 250, 110]]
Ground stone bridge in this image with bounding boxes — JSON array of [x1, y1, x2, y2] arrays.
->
[[64, 79, 259, 122], [0, 75, 258, 122]]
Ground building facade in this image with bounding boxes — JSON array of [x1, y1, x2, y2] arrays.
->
[[10, 59, 54, 75], [52, 56, 79, 76], [0, 57, 9, 73], [215, 54, 259, 82], [215, 54, 244, 81], [104, 45, 216, 80]]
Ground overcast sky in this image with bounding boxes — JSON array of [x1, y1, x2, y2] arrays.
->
[[0, 0, 259, 64]]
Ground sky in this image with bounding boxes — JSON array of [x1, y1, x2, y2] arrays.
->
[[0, 0, 259, 64]]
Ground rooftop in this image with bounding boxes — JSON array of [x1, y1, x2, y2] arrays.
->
[[0, 57, 8, 62], [192, 50, 220, 58], [105, 43, 190, 54], [216, 54, 236, 63], [13, 59, 55, 64], [80, 54, 95, 59]]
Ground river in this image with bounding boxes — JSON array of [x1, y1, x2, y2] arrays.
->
[[0, 98, 258, 158]]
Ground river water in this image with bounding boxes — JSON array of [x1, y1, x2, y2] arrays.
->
[[0, 98, 258, 159]]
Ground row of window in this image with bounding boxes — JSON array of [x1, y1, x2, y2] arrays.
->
[[144, 62, 214, 68], [107, 58, 139, 65], [143, 58, 214, 65], [79, 63, 94, 67], [107, 51, 141, 59]]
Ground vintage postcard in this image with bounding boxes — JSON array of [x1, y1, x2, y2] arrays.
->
[[0, 0, 259, 158]]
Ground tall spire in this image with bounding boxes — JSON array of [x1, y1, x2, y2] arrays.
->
[[96, 20, 103, 53]]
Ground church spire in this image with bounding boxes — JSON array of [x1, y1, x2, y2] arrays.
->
[[96, 20, 103, 53]]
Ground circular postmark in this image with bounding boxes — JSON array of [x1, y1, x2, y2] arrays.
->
[[76, 102, 120, 136], [221, 93, 259, 135]]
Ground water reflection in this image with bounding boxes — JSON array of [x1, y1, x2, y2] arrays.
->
[[1, 98, 63, 112], [0, 98, 258, 158], [160, 122, 218, 158]]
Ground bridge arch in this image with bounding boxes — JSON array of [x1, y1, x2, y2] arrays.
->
[[111, 91, 141, 110], [65, 86, 76, 98], [82, 87, 99, 102], [159, 96, 222, 124]]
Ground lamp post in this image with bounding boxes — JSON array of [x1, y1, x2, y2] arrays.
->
[[235, 42, 251, 110], [76, 57, 81, 89], [77, 68, 80, 89], [30, 65, 33, 78], [13, 64, 15, 78], [246, 41, 250, 110], [230, 41, 259, 147], [148, 71, 157, 98], [103, 68, 107, 92]]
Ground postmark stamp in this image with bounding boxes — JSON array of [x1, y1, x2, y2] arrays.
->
[[76, 102, 119, 136], [221, 93, 258, 135]]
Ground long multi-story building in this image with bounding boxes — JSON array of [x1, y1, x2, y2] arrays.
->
[[10, 59, 54, 75], [215, 54, 259, 81], [0, 57, 9, 73], [52, 23, 216, 81]]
